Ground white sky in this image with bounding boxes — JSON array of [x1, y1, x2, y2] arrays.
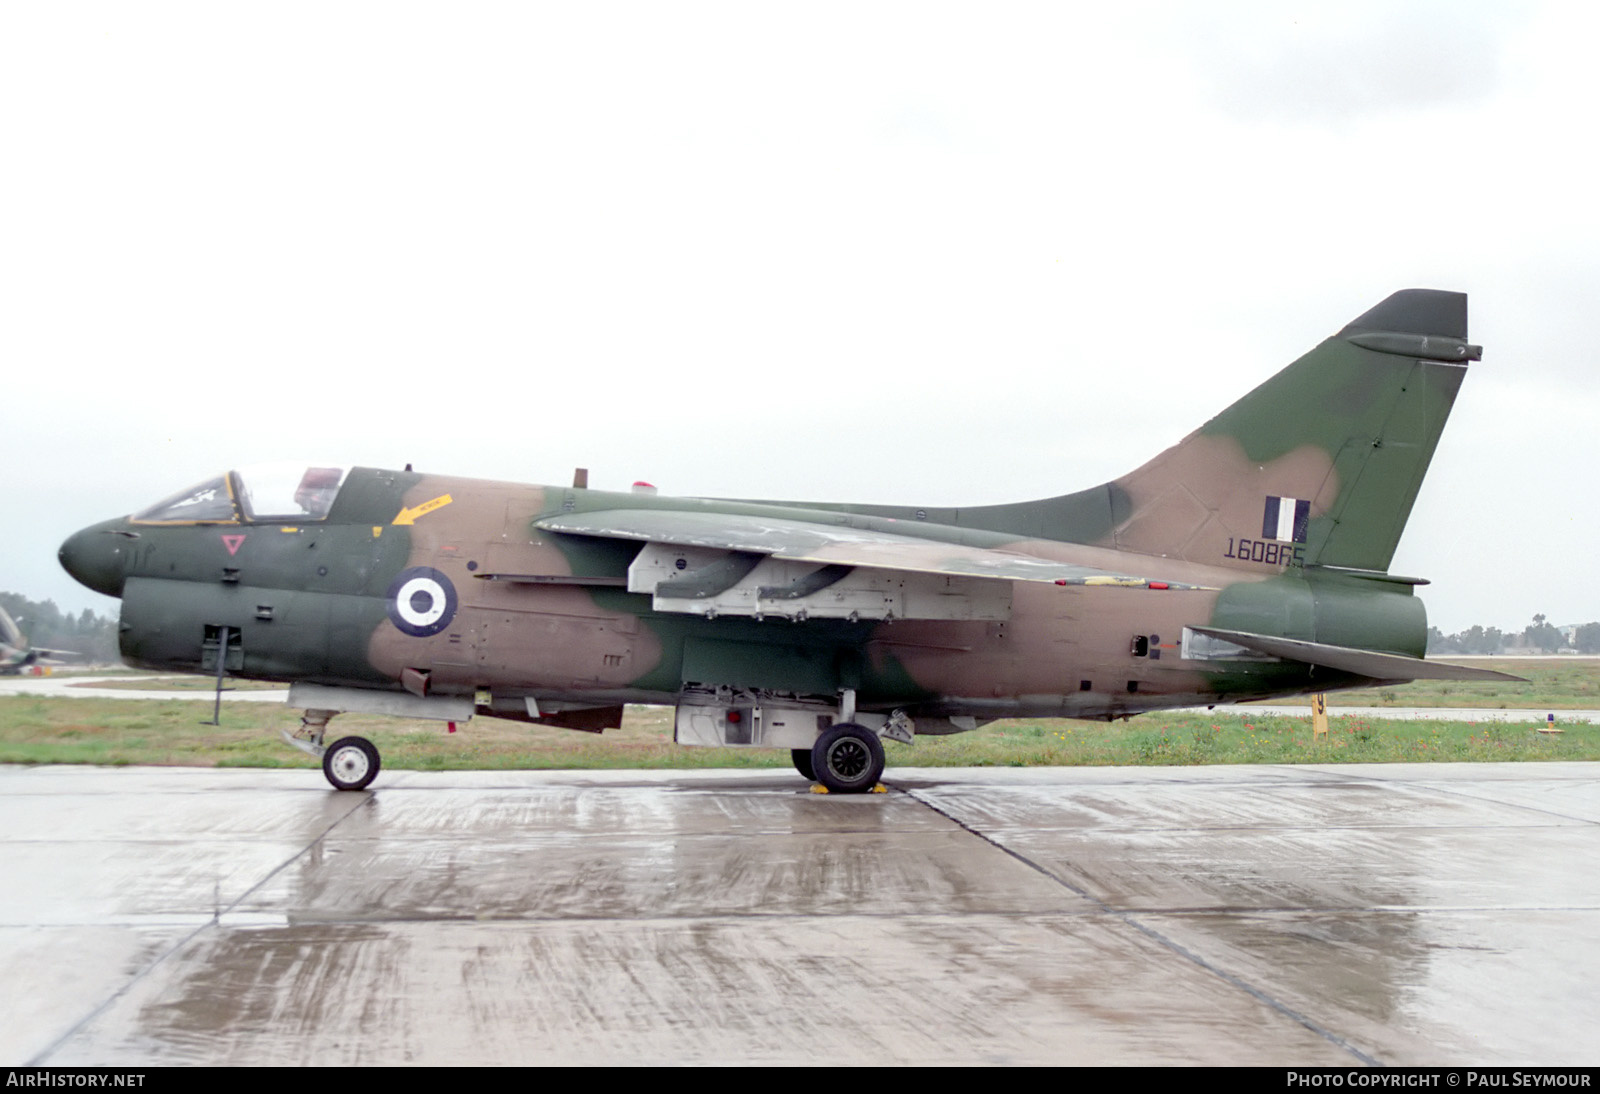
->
[[4, 1, 1596, 634]]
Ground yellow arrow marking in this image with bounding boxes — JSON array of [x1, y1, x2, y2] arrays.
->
[[392, 494, 453, 526]]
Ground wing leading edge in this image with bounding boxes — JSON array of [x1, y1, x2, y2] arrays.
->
[[535, 509, 1209, 588], [532, 508, 1211, 622]]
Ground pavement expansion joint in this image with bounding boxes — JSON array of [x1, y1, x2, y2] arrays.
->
[[901, 785, 1384, 1067]]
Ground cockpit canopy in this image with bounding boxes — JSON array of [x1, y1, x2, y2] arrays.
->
[[132, 464, 350, 524]]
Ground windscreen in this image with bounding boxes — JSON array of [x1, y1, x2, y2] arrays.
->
[[132, 476, 238, 523]]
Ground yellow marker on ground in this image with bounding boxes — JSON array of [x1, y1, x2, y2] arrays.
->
[[1312, 693, 1329, 737]]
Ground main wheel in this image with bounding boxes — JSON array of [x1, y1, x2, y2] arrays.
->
[[323, 735, 381, 791], [810, 723, 884, 794], [791, 748, 816, 781]]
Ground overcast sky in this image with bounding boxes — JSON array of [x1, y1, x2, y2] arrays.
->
[[4, 1, 1596, 634]]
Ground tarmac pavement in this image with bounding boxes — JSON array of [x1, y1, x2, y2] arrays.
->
[[2, 761, 1597, 1066]]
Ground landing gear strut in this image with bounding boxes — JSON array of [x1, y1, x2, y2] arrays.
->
[[282, 708, 382, 791]]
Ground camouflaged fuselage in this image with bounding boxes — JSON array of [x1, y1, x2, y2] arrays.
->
[[59, 289, 1494, 732], [73, 471, 1416, 724]]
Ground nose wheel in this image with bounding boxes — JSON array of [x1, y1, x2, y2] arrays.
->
[[284, 710, 383, 791], [322, 735, 381, 791]]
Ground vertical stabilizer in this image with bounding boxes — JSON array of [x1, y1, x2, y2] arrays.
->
[[1104, 289, 1479, 573]]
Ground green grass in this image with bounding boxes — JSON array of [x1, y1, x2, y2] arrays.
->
[[1, 693, 1594, 771], [946, 710, 1592, 765]]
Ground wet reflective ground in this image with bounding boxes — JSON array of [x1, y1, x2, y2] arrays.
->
[[2, 762, 1596, 1065]]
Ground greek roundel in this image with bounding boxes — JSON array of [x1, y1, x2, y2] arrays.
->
[[385, 567, 458, 637]]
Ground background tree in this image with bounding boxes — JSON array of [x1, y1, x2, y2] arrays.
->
[[1524, 613, 1564, 654]]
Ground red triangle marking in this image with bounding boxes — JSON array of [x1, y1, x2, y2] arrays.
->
[[222, 534, 246, 556]]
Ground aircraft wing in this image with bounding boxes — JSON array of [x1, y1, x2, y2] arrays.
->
[[1189, 627, 1526, 683], [536, 509, 1200, 586], [532, 509, 1208, 621]]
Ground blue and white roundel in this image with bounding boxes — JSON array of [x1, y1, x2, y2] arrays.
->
[[386, 567, 457, 637]]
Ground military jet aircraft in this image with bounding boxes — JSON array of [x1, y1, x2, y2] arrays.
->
[[59, 289, 1514, 792], [0, 606, 78, 675]]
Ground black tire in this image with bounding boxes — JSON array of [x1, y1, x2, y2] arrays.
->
[[810, 723, 884, 794], [791, 748, 816, 781], [323, 735, 381, 791]]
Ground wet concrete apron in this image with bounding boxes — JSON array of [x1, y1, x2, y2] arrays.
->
[[2, 763, 1596, 1065]]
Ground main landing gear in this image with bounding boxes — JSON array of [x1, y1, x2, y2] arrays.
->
[[807, 723, 885, 794], [283, 709, 382, 791], [793, 688, 893, 794]]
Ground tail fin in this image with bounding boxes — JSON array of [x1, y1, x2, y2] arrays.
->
[[968, 290, 1479, 573]]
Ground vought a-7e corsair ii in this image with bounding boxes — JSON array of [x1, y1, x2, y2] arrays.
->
[[59, 290, 1514, 792]]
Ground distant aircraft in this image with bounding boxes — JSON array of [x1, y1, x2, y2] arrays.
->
[[0, 606, 76, 675], [59, 289, 1517, 792]]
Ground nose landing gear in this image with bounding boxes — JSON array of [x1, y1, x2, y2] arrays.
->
[[282, 708, 382, 791], [322, 736, 381, 791]]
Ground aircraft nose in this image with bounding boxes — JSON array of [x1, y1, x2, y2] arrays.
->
[[59, 518, 136, 598]]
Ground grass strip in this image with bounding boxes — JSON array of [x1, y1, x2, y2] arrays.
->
[[2, 694, 1593, 771]]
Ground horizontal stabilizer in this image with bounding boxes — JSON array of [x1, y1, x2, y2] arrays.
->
[[1190, 627, 1526, 683]]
